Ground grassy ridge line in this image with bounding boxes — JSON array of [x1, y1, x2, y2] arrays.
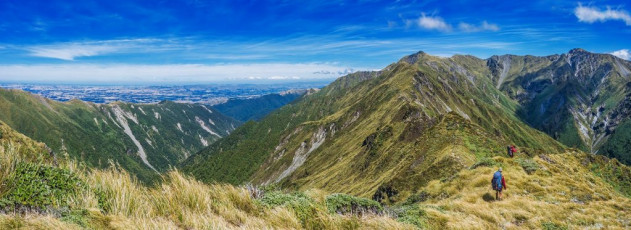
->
[[251, 54, 564, 198], [181, 70, 385, 185], [182, 52, 567, 201]]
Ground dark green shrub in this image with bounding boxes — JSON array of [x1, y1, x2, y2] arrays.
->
[[258, 191, 310, 207], [93, 187, 111, 213], [392, 205, 426, 229], [325, 193, 382, 215], [517, 158, 539, 174], [403, 191, 430, 205], [258, 191, 319, 228], [0, 162, 83, 210]]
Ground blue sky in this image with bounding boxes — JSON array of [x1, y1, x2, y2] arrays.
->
[[0, 0, 630, 83]]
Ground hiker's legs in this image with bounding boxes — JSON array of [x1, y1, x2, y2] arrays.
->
[[495, 190, 499, 200], [499, 191, 503, 200]]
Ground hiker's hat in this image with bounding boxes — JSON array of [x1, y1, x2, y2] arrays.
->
[[499, 167, 503, 172]]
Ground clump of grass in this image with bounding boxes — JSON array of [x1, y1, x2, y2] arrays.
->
[[325, 193, 383, 215], [58, 208, 90, 227], [470, 157, 497, 169], [86, 165, 150, 218], [517, 158, 539, 174]]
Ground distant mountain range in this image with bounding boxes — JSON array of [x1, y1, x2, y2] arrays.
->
[[212, 90, 307, 122], [0, 88, 240, 182], [488, 48, 631, 163], [182, 49, 631, 201]]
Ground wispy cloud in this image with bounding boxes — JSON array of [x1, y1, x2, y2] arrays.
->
[[574, 4, 631, 26], [417, 13, 452, 32], [611, 49, 630, 60], [0, 63, 363, 83], [17, 35, 517, 65], [459, 21, 500, 32], [205, 54, 269, 60], [25, 39, 174, 60], [28, 45, 119, 61]]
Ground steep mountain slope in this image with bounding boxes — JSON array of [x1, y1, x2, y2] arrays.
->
[[0, 88, 240, 182], [2, 117, 630, 229], [212, 90, 305, 122], [0, 117, 412, 229], [0, 120, 53, 165], [489, 49, 631, 159], [182, 51, 566, 201]]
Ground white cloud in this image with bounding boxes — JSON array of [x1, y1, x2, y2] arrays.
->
[[413, 14, 498, 33], [0, 63, 360, 83], [417, 13, 451, 32], [458, 21, 500, 32], [25, 39, 170, 61], [611, 49, 630, 60], [574, 4, 631, 25], [28, 45, 119, 60]]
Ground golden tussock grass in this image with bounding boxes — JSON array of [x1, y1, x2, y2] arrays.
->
[[1, 122, 629, 229], [0, 152, 414, 229], [418, 152, 631, 229]]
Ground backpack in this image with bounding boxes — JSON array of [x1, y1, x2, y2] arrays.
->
[[492, 171, 502, 190]]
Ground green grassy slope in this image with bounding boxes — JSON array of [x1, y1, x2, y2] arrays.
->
[[1, 107, 629, 229], [181, 71, 382, 185], [212, 91, 304, 122], [0, 121, 412, 229], [182, 52, 566, 202], [0, 89, 240, 182], [601, 118, 631, 164]]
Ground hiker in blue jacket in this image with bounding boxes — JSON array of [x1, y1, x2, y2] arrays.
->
[[491, 168, 507, 200]]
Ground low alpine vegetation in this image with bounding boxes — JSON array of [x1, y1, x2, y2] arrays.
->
[[0, 162, 83, 212], [325, 193, 383, 215], [0, 132, 412, 229]]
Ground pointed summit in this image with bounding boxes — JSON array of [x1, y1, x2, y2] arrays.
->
[[399, 51, 428, 65], [568, 48, 589, 54]]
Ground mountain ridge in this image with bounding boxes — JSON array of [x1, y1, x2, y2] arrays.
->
[[182, 49, 571, 201], [0, 88, 240, 182]]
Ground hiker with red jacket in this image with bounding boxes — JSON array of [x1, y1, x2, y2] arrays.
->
[[510, 145, 517, 157], [492, 167, 507, 200]]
